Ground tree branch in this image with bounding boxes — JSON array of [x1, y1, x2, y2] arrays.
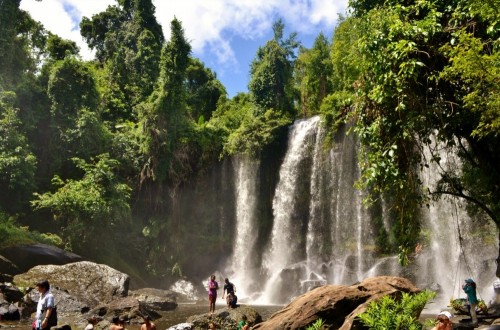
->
[[431, 189, 499, 226]]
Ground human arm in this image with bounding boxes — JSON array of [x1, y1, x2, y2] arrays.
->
[[41, 306, 53, 329], [41, 294, 55, 328]]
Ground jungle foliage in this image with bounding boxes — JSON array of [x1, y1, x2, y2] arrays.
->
[[358, 290, 436, 330], [0, 0, 498, 281]]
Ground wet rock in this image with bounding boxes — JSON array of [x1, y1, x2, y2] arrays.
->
[[167, 323, 193, 330], [187, 305, 261, 330], [24, 286, 89, 317], [0, 244, 83, 273], [129, 288, 177, 311], [13, 261, 129, 308], [253, 276, 420, 330], [0, 303, 20, 321], [89, 296, 160, 325], [51, 324, 72, 330], [0, 255, 18, 276], [0, 283, 23, 302], [273, 264, 307, 303], [0, 273, 13, 283]]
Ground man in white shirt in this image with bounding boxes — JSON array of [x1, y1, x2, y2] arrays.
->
[[33, 280, 56, 330]]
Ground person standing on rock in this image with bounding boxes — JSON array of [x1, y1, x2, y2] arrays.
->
[[140, 316, 156, 330], [462, 278, 479, 326], [223, 278, 236, 309], [208, 275, 219, 315], [33, 280, 57, 330]]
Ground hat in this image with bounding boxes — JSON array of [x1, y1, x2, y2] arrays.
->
[[465, 278, 475, 283], [438, 311, 453, 319]]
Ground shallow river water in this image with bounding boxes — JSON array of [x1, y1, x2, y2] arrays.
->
[[0, 303, 283, 330]]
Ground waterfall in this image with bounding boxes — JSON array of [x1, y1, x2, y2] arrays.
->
[[219, 117, 497, 306], [227, 155, 260, 301], [416, 139, 497, 309], [258, 116, 320, 303]]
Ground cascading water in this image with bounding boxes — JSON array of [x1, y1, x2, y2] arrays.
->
[[415, 139, 497, 309], [226, 155, 260, 300], [221, 116, 497, 306], [258, 116, 321, 303]]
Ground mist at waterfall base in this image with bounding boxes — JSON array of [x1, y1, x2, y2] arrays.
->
[[169, 116, 497, 312]]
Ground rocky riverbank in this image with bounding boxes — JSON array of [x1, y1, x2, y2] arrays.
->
[[4, 244, 500, 329]]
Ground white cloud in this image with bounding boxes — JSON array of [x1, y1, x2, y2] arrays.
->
[[20, 0, 348, 65]]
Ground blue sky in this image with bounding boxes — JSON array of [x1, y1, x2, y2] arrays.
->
[[20, 0, 349, 97]]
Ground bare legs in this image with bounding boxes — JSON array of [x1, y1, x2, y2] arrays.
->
[[209, 296, 216, 314]]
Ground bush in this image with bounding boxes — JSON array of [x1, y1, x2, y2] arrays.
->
[[0, 212, 64, 249], [357, 290, 436, 330], [305, 318, 325, 330]]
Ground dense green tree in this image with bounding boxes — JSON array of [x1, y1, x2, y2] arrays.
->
[[48, 58, 99, 124], [80, 0, 163, 120], [46, 34, 79, 60], [249, 19, 299, 115], [0, 0, 21, 87], [185, 58, 226, 122], [294, 33, 333, 117], [0, 2, 46, 89], [32, 154, 131, 254], [0, 93, 37, 213], [46, 57, 110, 178], [330, 0, 500, 264], [139, 17, 191, 184]]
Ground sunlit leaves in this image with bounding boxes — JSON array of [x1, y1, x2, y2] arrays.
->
[[358, 291, 436, 330], [249, 19, 298, 116]]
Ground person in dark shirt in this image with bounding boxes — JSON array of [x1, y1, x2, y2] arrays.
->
[[223, 278, 237, 309]]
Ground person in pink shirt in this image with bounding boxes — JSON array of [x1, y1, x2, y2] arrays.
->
[[207, 275, 219, 314]]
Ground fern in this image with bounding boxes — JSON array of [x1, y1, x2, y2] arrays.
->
[[358, 290, 436, 330], [305, 318, 325, 330]]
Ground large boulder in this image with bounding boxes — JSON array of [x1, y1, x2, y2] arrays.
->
[[13, 261, 129, 308], [24, 286, 90, 316], [0, 244, 83, 273], [0, 282, 24, 302], [0, 302, 21, 321], [129, 288, 177, 311], [0, 255, 19, 276], [187, 305, 261, 330], [167, 323, 192, 330], [89, 296, 160, 324], [252, 276, 420, 330]]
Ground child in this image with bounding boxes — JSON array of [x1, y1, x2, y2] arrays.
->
[[431, 311, 452, 330], [84, 316, 99, 330], [237, 315, 249, 330]]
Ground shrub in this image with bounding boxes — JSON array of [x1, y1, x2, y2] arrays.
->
[[305, 318, 325, 330], [357, 290, 436, 330]]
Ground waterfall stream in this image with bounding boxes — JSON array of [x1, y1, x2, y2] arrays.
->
[[222, 116, 497, 306], [227, 155, 260, 300]]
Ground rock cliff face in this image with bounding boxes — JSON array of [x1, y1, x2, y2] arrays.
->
[[13, 261, 129, 308], [252, 276, 420, 330]]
